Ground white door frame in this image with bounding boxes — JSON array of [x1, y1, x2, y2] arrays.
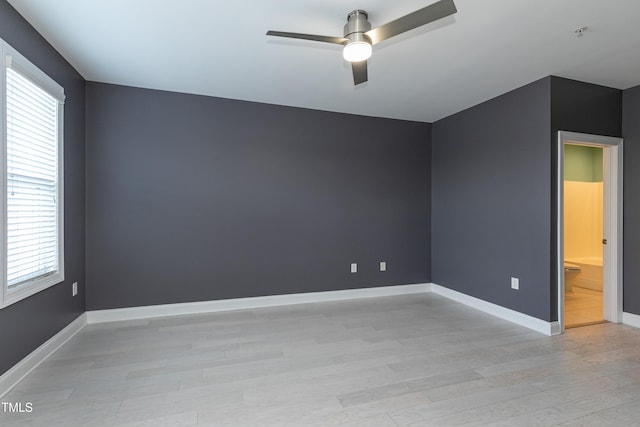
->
[[557, 131, 623, 333]]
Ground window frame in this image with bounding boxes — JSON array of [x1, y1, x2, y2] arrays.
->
[[0, 38, 65, 309]]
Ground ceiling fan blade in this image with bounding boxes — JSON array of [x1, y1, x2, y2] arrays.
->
[[266, 31, 347, 45], [365, 0, 457, 45], [352, 61, 368, 85]]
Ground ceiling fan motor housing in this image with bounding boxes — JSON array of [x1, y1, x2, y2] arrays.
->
[[344, 10, 372, 45]]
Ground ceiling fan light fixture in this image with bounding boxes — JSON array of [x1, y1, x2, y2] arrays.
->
[[343, 40, 372, 62], [342, 10, 372, 63]]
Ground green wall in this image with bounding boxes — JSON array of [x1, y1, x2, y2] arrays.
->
[[564, 144, 603, 182]]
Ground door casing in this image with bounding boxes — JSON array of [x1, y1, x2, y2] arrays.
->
[[557, 131, 623, 333]]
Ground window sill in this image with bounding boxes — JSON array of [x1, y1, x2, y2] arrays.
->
[[1, 272, 65, 309]]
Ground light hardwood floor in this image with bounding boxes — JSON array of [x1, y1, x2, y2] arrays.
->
[[2, 293, 640, 426], [565, 286, 604, 328]]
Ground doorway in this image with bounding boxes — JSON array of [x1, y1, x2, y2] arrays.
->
[[563, 144, 604, 327], [557, 131, 623, 332]]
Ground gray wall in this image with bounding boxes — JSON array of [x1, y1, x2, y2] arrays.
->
[[431, 77, 553, 321], [0, 1, 85, 376], [550, 77, 622, 138], [622, 84, 640, 315], [85, 83, 431, 310], [431, 76, 622, 323]]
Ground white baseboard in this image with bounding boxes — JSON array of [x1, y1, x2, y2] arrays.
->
[[623, 312, 640, 329], [431, 284, 560, 336], [86, 283, 433, 324], [0, 313, 87, 399], [87, 283, 559, 336]]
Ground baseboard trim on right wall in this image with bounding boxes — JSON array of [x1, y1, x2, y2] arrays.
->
[[622, 312, 640, 329], [431, 284, 560, 336]]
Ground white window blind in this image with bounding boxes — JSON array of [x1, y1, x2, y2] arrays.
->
[[5, 67, 59, 289]]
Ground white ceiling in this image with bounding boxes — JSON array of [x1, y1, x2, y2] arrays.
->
[[7, 0, 640, 122]]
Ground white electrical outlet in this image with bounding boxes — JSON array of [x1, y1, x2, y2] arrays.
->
[[72, 282, 78, 296], [350, 263, 357, 273], [511, 277, 519, 290], [380, 261, 387, 272]]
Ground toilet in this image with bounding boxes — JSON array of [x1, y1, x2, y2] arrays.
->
[[564, 262, 581, 292]]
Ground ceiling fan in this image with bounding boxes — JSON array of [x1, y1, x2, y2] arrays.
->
[[266, 0, 457, 86]]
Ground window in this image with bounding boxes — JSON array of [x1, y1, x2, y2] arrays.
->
[[1, 38, 65, 308]]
